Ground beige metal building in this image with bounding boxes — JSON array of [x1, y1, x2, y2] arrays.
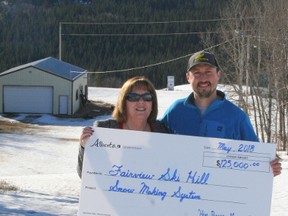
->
[[0, 57, 87, 115]]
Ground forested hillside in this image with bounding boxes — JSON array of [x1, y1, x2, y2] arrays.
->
[[0, 0, 227, 88], [1, 0, 287, 151]]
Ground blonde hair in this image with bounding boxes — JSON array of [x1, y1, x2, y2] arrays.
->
[[112, 76, 158, 123]]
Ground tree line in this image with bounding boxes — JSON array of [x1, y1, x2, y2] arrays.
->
[[0, 0, 226, 88], [209, 0, 287, 151], [0, 0, 287, 151]]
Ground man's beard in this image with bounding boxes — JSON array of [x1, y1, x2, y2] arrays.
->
[[195, 82, 216, 98]]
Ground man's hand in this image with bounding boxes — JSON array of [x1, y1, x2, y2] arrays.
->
[[270, 158, 282, 177]]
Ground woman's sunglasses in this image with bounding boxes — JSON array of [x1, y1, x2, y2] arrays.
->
[[126, 93, 153, 102]]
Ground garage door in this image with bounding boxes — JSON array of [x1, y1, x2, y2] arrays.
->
[[4, 86, 53, 113]]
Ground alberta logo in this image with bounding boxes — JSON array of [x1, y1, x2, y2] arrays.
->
[[90, 138, 121, 149]]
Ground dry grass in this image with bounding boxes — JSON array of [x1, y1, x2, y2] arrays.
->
[[71, 100, 114, 119], [0, 119, 37, 134], [0, 100, 114, 134], [0, 180, 19, 192]]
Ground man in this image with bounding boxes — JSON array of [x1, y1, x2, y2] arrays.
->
[[161, 50, 281, 176]]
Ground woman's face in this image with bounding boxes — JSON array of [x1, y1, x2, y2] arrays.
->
[[125, 87, 153, 122]]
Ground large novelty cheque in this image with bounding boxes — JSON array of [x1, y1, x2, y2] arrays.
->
[[78, 128, 276, 216]]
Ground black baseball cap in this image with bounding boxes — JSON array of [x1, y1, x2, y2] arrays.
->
[[187, 50, 219, 71]]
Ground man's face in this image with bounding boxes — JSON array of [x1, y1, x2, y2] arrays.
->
[[186, 64, 220, 98]]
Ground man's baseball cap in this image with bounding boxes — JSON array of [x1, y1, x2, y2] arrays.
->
[[187, 50, 219, 71]]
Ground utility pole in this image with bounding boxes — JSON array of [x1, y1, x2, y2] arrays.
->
[[245, 36, 250, 103], [59, 22, 62, 60]]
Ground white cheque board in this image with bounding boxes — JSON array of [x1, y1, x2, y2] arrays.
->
[[78, 128, 276, 216]]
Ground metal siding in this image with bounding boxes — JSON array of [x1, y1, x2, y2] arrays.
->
[[4, 86, 53, 113], [72, 73, 87, 114], [0, 64, 86, 115], [0, 68, 71, 114]]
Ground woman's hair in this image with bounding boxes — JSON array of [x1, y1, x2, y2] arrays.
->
[[112, 76, 158, 123]]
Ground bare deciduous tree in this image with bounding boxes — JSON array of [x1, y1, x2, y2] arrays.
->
[[210, 0, 288, 152]]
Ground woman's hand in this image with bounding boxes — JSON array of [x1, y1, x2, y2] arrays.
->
[[80, 126, 94, 147], [270, 158, 282, 177]]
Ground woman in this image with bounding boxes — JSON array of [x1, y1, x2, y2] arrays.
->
[[77, 76, 168, 178]]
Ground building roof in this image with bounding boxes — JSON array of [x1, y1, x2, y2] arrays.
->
[[0, 57, 86, 81]]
